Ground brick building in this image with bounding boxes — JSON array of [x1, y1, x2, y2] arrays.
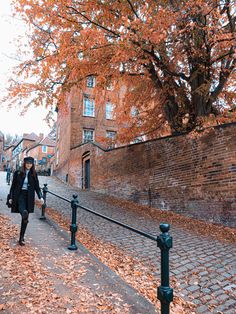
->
[[3, 143, 16, 171], [26, 136, 56, 174], [12, 133, 42, 169], [54, 75, 236, 227], [55, 120, 236, 227], [55, 76, 122, 183]]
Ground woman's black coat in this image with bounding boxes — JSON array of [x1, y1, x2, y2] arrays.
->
[[9, 170, 42, 213]]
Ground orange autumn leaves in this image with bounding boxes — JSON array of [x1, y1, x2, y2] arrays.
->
[[7, 0, 236, 139], [0, 207, 195, 313], [0, 214, 131, 313], [43, 206, 197, 313]]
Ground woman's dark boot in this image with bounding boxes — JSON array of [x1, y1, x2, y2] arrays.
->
[[19, 210, 29, 246]]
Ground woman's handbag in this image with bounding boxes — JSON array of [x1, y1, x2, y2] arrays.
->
[[6, 194, 12, 208]]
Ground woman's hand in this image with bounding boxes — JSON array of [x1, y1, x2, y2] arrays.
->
[[39, 198, 44, 205]]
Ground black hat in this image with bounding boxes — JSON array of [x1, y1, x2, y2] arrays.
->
[[24, 156, 34, 164]]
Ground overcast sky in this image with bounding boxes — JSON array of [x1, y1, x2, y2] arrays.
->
[[0, 1, 55, 137]]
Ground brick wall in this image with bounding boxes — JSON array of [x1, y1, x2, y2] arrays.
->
[[69, 143, 105, 188], [28, 145, 55, 170], [55, 93, 71, 182], [22, 139, 35, 151], [67, 123, 236, 227]]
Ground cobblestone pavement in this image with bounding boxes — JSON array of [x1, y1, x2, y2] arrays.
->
[[37, 176, 236, 314], [38, 176, 236, 314], [4, 172, 235, 313]]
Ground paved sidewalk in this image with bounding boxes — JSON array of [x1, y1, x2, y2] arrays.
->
[[0, 172, 157, 313], [38, 175, 236, 314]]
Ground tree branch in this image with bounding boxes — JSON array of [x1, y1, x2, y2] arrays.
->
[[65, 5, 120, 38], [126, 0, 139, 19], [210, 58, 236, 102], [211, 49, 235, 65], [143, 47, 189, 81]]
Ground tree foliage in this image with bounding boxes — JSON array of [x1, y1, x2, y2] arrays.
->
[[3, 133, 20, 146], [8, 0, 236, 140]]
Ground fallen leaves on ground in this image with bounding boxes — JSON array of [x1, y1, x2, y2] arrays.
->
[[103, 196, 236, 244], [0, 214, 135, 313], [45, 207, 196, 313], [0, 215, 67, 313]]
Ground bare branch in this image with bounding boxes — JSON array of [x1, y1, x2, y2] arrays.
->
[[126, 0, 139, 19], [211, 49, 235, 65], [65, 5, 120, 38], [210, 58, 236, 102]]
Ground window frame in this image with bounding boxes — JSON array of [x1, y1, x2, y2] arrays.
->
[[106, 130, 116, 139], [83, 129, 94, 143], [86, 76, 96, 88], [42, 145, 47, 153], [106, 130, 116, 149], [83, 95, 95, 117], [105, 102, 114, 120]]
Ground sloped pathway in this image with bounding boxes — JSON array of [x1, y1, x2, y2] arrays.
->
[[0, 171, 157, 314], [38, 175, 236, 314]]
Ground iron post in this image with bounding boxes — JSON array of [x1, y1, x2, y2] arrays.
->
[[40, 183, 48, 220], [157, 223, 173, 314], [68, 194, 79, 250]]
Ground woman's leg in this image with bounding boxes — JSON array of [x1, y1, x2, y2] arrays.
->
[[18, 191, 29, 245]]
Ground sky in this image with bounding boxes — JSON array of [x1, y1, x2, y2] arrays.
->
[[0, 1, 55, 137]]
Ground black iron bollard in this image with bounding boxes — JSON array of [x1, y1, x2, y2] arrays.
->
[[68, 194, 79, 250], [40, 183, 48, 220], [157, 223, 173, 314]]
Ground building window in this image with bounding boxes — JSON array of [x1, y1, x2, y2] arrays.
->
[[87, 76, 96, 88], [106, 102, 114, 120], [131, 107, 139, 117], [106, 130, 116, 139], [106, 79, 113, 90], [106, 131, 116, 149], [131, 136, 145, 144], [78, 52, 83, 60], [42, 145, 47, 153], [83, 95, 95, 117], [83, 129, 94, 143]]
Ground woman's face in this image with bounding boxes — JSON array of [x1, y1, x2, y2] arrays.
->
[[25, 162, 33, 170]]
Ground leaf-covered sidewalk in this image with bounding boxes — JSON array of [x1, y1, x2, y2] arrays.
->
[[0, 212, 157, 314]]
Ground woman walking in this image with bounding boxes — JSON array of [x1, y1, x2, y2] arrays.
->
[[8, 156, 44, 245]]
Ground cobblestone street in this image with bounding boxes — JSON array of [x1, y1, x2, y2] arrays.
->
[[38, 175, 236, 313], [1, 171, 235, 313]]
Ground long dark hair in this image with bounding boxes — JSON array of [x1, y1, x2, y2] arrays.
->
[[22, 160, 37, 178]]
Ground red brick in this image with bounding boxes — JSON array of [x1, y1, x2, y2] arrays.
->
[[55, 94, 236, 226]]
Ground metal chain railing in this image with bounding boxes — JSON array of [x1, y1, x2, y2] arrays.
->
[[40, 183, 173, 314]]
